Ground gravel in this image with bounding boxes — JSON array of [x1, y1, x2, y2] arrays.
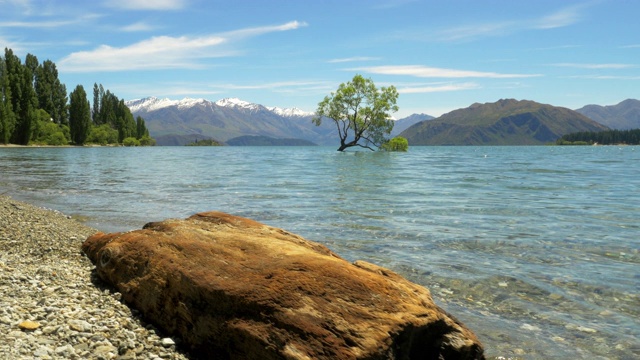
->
[[0, 194, 191, 359]]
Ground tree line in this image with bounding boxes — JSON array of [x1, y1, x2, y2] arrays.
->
[[557, 129, 640, 145], [0, 48, 154, 146]]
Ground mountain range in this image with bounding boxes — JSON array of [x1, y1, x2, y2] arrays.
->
[[399, 99, 609, 145], [126, 97, 638, 146], [126, 97, 335, 146], [575, 99, 640, 130]]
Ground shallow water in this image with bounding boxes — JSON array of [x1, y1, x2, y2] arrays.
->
[[1, 146, 638, 359]]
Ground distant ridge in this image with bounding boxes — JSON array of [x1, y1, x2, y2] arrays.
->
[[575, 99, 640, 130], [391, 113, 434, 136], [400, 99, 609, 145], [126, 96, 433, 146], [126, 97, 334, 145], [226, 135, 316, 146]]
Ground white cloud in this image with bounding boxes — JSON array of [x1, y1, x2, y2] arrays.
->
[[437, 21, 514, 42], [0, 20, 72, 28], [0, 13, 101, 29], [121, 21, 156, 32], [214, 80, 329, 90], [533, 4, 585, 29], [221, 21, 307, 38], [328, 57, 380, 63], [59, 21, 306, 72], [398, 82, 480, 93], [552, 63, 635, 69], [435, 4, 591, 42], [564, 75, 640, 80], [59, 35, 227, 72], [104, 0, 187, 10], [352, 65, 541, 79]]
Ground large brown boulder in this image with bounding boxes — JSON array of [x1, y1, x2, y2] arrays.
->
[[82, 211, 485, 359]]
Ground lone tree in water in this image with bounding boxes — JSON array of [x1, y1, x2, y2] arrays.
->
[[313, 74, 398, 151]]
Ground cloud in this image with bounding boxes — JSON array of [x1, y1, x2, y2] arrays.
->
[[352, 65, 542, 79], [621, 44, 640, 49], [0, 13, 101, 29], [121, 21, 156, 32], [435, 3, 591, 42], [437, 21, 515, 42], [328, 57, 380, 63], [221, 21, 307, 38], [565, 75, 640, 80], [398, 82, 480, 94], [214, 80, 329, 90], [533, 4, 585, 29], [59, 21, 306, 72], [551, 63, 635, 69], [104, 0, 187, 10]]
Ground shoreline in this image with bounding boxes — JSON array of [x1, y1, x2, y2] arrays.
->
[[0, 194, 190, 359]]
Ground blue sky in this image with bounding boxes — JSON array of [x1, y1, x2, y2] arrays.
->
[[2, 0, 638, 118]]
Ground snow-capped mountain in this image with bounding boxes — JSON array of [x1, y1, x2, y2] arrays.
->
[[125, 96, 332, 146], [267, 106, 314, 117], [213, 97, 262, 112], [126, 96, 313, 118], [125, 96, 429, 146]]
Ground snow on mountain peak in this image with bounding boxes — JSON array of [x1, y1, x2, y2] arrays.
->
[[214, 97, 260, 110], [267, 106, 314, 117], [177, 97, 208, 109], [127, 96, 313, 117], [126, 97, 209, 112]]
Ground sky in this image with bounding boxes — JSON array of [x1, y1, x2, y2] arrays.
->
[[1, 0, 639, 118]]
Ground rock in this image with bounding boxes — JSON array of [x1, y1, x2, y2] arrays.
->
[[68, 319, 92, 332], [18, 320, 40, 331], [83, 211, 485, 359], [160, 338, 175, 348]]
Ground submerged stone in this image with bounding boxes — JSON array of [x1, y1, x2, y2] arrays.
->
[[82, 211, 485, 359]]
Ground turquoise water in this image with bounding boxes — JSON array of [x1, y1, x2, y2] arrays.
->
[[1, 146, 638, 359]]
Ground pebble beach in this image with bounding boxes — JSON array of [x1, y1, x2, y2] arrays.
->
[[0, 194, 190, 360]]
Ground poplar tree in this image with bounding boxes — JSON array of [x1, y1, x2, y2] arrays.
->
[[35, 60, 68, 125], [0, 54, 15, 144], [69, 85, 91, 145], [5, 50, 38, 145]]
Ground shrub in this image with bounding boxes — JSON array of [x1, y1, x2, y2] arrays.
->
[[87, 124, 119, 145], [381, 136, 409, 152], [122, 137, 140, 146]]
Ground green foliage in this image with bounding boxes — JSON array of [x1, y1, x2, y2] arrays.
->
[[381, 136, 409, 152], [313, 74, 399, 151], [122, 137, 140, 146], [5, 49, 38, 145], [1, 48, 154, 146], [138, 135, 156, 146], [0, 54, 15, 144], [69, 85, 91, 145], [92, 84, 154, 144], [29, 109, 70, 145], [87, 124, 118, 145], [557, 128, 640, 145], [186, 138, 222, 146], [35, 60, 68, 125]]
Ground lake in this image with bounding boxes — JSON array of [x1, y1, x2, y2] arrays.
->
[[1, 145, 638, 359]]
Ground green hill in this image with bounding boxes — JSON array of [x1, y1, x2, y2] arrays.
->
[[400, 99, 609, 145]]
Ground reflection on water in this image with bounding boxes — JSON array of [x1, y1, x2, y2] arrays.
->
[[1, 145, 638, 359]]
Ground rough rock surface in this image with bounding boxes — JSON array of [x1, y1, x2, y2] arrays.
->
[[83, 211, 485, 360]]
